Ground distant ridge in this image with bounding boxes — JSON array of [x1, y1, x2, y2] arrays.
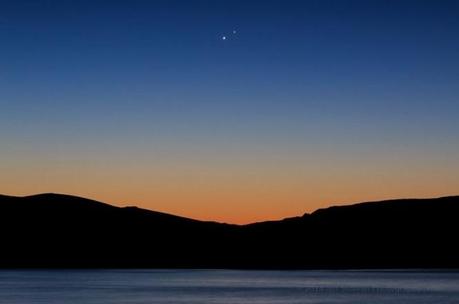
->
[[1, 193, 458, 269]]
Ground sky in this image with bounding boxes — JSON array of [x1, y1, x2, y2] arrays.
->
[[1, 0, 458, 224]]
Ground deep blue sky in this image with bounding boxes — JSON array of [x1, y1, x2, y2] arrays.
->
[[1, 0, 459, 222]]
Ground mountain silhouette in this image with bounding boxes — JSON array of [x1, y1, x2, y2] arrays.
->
[[1, 193, 458, 269]]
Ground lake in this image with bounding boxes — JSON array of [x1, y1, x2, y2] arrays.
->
[[0, 269, 458, 303]]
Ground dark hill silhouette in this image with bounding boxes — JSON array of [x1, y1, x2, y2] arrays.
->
[[1, 193, 458, 269]]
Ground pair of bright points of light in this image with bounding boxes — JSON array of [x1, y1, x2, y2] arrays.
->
[[222, 30, 237, 40]]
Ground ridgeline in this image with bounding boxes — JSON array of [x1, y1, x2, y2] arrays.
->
[[1, 193, 458, 269]]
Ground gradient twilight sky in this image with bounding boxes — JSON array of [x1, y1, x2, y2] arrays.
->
[[1, 0, 458, 223]]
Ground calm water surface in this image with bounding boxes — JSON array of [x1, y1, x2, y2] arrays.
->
[[0, 269, 458, 303]]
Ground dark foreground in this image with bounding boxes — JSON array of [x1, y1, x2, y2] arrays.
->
[[1, 194, 459, 268], [1, 269, 459, 304]]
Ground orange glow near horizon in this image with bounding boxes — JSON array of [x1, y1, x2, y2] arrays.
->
[[2, 134, 458, 224], [2, 152, 458, 224]]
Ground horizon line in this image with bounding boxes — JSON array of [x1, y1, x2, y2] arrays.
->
[[2, 192, 458, 225]]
